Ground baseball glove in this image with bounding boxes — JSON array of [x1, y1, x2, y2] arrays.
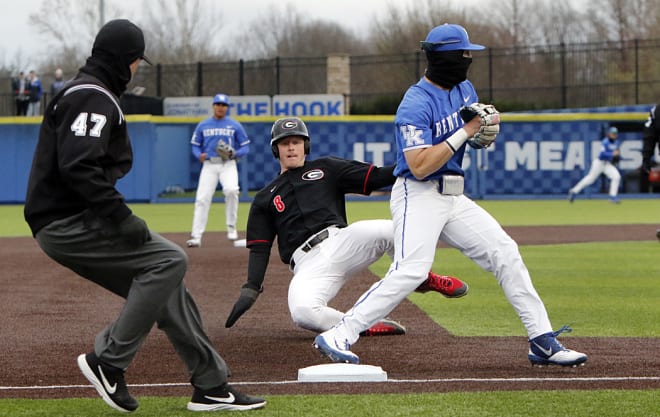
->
[[216, 141, 235, 160], [611, 154, 621, 164], [460, 103, 501, 149]]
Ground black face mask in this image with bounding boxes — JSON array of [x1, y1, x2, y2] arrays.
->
[[424, 50, 473, 89]]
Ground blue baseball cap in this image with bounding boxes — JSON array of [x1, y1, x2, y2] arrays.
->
[[213, 93, 230, 105], [608, 126, 618, 134], [421, 24, 485, 52]]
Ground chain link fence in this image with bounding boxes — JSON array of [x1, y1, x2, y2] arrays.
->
[[2, 38, 659, 116]]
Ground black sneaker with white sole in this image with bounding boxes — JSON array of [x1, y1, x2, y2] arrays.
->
[[77, 352, 138, 412], [187, 384, 266, 411]]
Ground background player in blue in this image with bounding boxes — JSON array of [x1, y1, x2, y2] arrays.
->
[[187, 93, 249, 246], [568, 126, 622, 203], [314, 23, 587, 368]]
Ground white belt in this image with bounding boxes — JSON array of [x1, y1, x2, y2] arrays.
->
[[437, 175, 464, 195]]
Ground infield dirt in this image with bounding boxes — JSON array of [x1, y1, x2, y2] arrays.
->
[[1, 225, 658, 399]]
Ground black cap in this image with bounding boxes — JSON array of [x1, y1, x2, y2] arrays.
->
[[93, 19, 152, 65]]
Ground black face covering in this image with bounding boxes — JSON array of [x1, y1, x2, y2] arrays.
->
[[79, 19, 148, 96], [424, 50, 473, 89]]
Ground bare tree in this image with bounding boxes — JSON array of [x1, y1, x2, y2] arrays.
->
[[25, 0, 128, 99], [277, 20, 368, 57], [527, 0, 589, 45], [234, 3, 368, 59], [587, 0, 659, 42], [469, 0, 541, 47], [25, 0, 228, 97], [139, 0, 225, 64], [0, 50, 33, 81], [231, 4, 293, 60], [369, 0, 472, 54], [29, 0, 115, 66], [28, 0, 225, 67]]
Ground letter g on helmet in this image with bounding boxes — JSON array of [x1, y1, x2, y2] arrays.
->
[[270, 117, 311, 158]]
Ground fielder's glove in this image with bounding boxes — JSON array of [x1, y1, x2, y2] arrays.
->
[[225, 284, 262, 327], [460, 103, 501, 149], [216, 141, 235, 160], [611, 154, 621, 164]]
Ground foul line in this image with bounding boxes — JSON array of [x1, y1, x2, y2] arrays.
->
[[2, 376, 659, 391]]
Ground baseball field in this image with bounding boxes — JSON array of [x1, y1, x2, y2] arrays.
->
[[0, 199, 658, 416]]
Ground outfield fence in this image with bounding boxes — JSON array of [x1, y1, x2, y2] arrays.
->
[[1, 38, 659, 116]]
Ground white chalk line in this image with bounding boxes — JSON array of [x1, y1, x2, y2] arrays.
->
[[2, 376, 659, 391]]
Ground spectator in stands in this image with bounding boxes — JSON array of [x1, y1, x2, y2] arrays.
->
[[11, 71, 29, 116], [27, 70, 43, 116], [50, 68, 66, 96]]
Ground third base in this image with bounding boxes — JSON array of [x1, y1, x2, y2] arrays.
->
[[297, 363, 387, 382]]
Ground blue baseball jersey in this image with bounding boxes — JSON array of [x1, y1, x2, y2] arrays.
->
[[394, 77, 478, 180], [597, 137, 620, 161], [190, 116, 250, 159]]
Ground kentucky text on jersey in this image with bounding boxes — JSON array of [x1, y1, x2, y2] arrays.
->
[[203, 127, 235, 137], [435, 112, 463, 137]]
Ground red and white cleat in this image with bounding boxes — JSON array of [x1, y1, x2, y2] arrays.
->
[[360, 318, 406, 337], [416, 272, 469, 298]]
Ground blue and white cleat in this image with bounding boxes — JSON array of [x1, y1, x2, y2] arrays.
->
[[528, 325, 587, 367], [313, 333, 359, 364]]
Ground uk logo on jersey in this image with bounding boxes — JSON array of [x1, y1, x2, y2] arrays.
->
[[401, 124, 424, 147]]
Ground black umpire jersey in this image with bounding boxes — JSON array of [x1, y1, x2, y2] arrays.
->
[[24, 73, 133, 236], [247, 157, 396, 264]]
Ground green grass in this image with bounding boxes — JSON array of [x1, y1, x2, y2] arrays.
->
[[476, 199, 660, 225], [371, 241, 660, 337], [2, 390, 658, 417], [2, 199, 658, 415], [4, 198, 657, 237]]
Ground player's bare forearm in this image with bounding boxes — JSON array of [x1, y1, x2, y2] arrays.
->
[[404, 119, 478, 180], [404, 145, 455, 179]]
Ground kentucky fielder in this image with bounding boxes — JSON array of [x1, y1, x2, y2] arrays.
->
[[314, 24, 587, 367], [187, 94, 249, 246], [224, 117, 469, 337], [568, 126, 622, 203]]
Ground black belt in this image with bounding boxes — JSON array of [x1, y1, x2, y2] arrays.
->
[[301, 229, 329, 252], [289, 229, 330, 269]]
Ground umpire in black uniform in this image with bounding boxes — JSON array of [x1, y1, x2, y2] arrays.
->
[[24, 19, 264, 413]]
